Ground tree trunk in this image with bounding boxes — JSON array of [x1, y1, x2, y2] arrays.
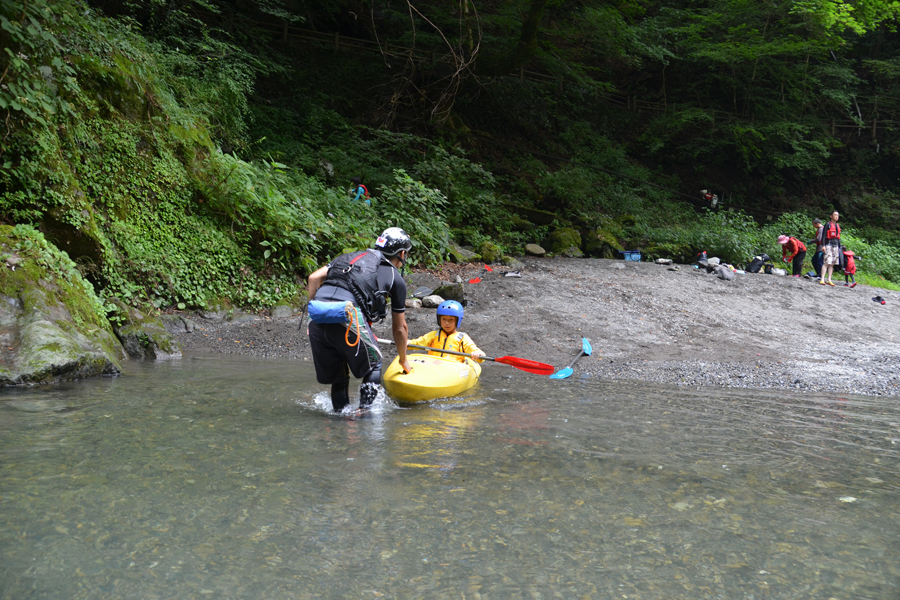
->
[[474, 0, 547, 77]]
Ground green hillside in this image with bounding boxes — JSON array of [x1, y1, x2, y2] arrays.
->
[[2, 0, 900, 321]]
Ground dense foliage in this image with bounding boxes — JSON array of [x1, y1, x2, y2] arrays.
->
[[2, 0, 900, 322]]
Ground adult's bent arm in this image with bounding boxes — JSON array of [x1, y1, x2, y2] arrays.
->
[[307, 266, 328, 302], [392, 311, 411, 373]]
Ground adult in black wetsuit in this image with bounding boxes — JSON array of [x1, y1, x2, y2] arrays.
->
[[306, 228, 412, 411]]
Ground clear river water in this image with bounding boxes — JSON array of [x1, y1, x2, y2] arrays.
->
[[1, 354, 899, 600]]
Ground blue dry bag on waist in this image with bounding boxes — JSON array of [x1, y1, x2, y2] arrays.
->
[[308, 300, 352, 324]]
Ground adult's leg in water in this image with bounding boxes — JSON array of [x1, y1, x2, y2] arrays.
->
[[359, 369, 382, 408]]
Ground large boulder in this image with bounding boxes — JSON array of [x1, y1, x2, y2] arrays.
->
[[477, 241, 503, 264], [584, 228, 624, 259], [548, 227, 583, 257], [1, 225, 126, 386], [433, 282, 466, 306], [112, 302, 182, 360], [448, 243, 482, 263], [270, 293, 306, 319]]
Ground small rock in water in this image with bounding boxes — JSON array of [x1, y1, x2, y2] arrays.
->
[[839, 496, 857, 503], [655, 258, 673, 265]]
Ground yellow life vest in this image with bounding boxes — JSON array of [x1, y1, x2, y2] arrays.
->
[[409, 330, 483, 363]]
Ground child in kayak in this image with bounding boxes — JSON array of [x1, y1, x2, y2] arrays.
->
[[408, 300, 485, 363]]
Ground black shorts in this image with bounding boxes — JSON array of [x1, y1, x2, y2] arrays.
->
[[308, 319, 382, 384]]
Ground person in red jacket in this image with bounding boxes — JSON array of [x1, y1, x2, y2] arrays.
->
[[820, 211, 842, 286], [777, 235, 807, 277], [843, 249, 857, 288]]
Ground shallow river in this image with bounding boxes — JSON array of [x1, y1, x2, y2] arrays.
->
[[1, 354, 899, 600]]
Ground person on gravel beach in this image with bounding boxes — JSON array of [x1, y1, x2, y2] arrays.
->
[[778, 235, 807, 277], [843, 249, 858, 287], [306, 228, 412, 412], [820, 211, 842, 286], [809, 218, 824, 278]]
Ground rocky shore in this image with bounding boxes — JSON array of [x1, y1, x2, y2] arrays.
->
[[169, 257, 900, 397]]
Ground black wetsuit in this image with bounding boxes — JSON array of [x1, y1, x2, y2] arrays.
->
[[309, 253, 407, 411]]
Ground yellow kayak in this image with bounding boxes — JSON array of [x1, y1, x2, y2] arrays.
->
[[382, 353, 481, 403]]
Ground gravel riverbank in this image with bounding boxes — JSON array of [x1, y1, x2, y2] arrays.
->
[[170, 257, 900, 397]]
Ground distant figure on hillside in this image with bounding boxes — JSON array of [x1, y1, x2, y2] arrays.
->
[[350, 177, 371, 205], [808, 218, 824, 278], [701, 189, 718, 209], [820, 211, 842, 286], [778, 235, 806, 277]]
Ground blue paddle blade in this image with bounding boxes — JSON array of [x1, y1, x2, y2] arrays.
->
[[582, 337, 592, 356], [549, 367, 573, 379]]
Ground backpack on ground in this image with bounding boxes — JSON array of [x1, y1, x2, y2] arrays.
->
[[746, 253, 770, 274]]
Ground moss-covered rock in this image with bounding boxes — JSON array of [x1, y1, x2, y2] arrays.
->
[[501, 256, 525, 268], [116, 322, 182, 359], [509, 214, 534, 231], [199, 297, 233, 321], [549, 227, 583, 255], [477, 241, 503, 263], [615, 214, 638, 228], [448, 243, 482, 264], [0, 225, 126, 386], [584, 228, 624, 259], [433, 282, 466, 306], [270, 291, 307, 319], [110, 301, 182, 360]]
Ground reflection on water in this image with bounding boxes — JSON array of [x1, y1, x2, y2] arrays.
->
[[1, 354, 898, 599]]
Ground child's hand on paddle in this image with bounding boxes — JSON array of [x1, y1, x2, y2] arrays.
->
[[472, 350, 485, 363]]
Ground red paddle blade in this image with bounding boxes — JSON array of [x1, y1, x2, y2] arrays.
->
[[494, 356, 555, 375]]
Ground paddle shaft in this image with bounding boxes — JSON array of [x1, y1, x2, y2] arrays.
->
[[561, 350, 585, 370], [379, 339, 492, 361], [376, 338, 554, 375]]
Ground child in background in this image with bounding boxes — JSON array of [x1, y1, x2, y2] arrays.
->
[[408, 300, 485, 363], [843, 249, 857, 288]]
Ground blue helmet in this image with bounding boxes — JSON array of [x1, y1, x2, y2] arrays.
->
[[436, 300, 464, 329]]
